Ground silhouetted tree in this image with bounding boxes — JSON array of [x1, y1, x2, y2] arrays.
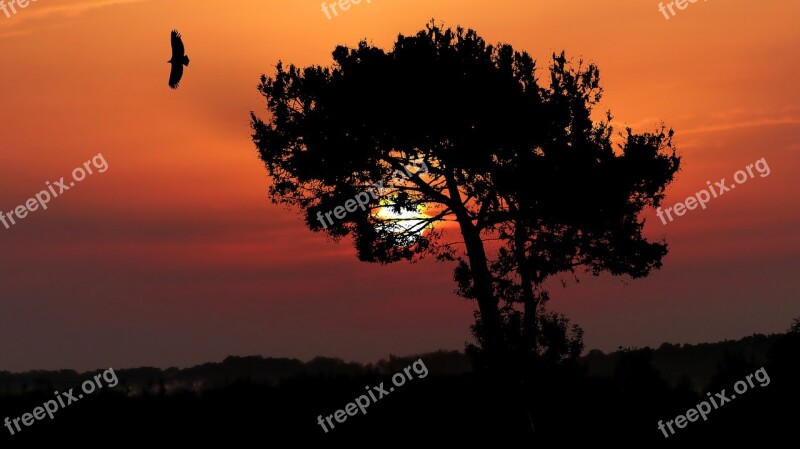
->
[[250, 21, 679, 365]]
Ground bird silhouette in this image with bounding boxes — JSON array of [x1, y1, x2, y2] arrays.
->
[[168, 30, 190, 89]]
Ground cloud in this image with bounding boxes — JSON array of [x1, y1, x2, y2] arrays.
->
[[27, 0, 150, 19], [0, 0, 150, 38], [680, 118, 800, 135]]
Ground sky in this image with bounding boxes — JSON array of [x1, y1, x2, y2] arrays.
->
[[0, 0, 798, 372]]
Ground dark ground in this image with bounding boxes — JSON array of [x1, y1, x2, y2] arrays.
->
[[1, 331, 797, 446]]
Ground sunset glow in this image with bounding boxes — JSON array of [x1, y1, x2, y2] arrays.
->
[[0, 0, 798, 372]]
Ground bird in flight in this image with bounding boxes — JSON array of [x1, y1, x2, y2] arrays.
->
[[168, 30, 190, 89]]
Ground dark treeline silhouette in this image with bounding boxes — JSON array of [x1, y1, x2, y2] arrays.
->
[[1, 325, 797, 445], [585, 333, 782, 390], [0, 351, 468, 396]]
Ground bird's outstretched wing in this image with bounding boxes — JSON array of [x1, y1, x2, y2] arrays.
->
[[169, 63, 184, 89], [171, 30, 185, 59]]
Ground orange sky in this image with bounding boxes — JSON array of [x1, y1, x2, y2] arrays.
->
[[0, 0, 798, 371]]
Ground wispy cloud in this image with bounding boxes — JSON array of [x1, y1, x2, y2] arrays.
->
[[680, 118, 800, 135], [0, 0, 150, 38], [25, 0, 149, 19]]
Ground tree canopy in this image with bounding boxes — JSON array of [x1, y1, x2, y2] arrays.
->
[[251, 21, 680, 362]]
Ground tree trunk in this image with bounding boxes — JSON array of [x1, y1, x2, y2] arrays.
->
[[463, 221, 503, 357], [514, 224, 538, 352], [445, 175, 503, 362]]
